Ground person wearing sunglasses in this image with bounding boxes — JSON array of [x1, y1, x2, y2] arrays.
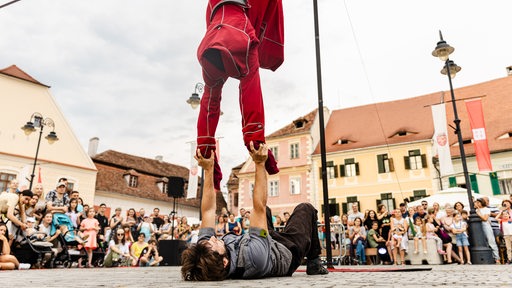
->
[[104, 228, 136, 267]]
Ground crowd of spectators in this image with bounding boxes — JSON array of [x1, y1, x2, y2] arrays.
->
[[3, 176, 512, 269], [0, 178, 197, 270], [319, 196, 512, 265]]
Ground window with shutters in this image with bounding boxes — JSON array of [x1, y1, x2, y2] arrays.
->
[[343, 158, 360, 177], [326, 161, 337, 179], [377, 154, 394, 173], [404, 149, 427, 170], [499, 178, 512, 195], [377, 193, 396, 211]]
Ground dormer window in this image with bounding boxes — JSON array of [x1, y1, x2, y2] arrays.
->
[[156, 177, 169, 194], [334, 138, 353, 145], [123, 169, 140, 188], [389, 130, 417, 138], [293, 118, 308, 129], [497, 132, 512, 139]]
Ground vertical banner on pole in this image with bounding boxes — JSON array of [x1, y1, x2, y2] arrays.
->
[[431, 103, 454, 176], [465, 99, 493, 172], [187, 141, 199, 199]]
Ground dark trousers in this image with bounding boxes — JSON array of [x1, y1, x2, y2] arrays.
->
[[266, 203, 322, 275]]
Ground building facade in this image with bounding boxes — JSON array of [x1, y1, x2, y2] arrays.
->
[[0, 65, 97, 202]]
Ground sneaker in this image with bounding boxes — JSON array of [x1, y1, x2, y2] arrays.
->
[[18, 263, 31, 270], [437, 250, 447, 255], [423, 250, 428, 254], [306, 258, 329, 275]]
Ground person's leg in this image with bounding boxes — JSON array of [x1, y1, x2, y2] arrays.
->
[[422, 237, 427, 253], [269, 203, 326, 274], [505, 235, 512, 262], [238, 48, 279, 176], [414, 237, 418, 253], [464, 246, 471, 264], [196, 75, 226, 190]]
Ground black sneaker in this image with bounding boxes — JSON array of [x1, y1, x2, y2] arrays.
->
[[306, 258, 329, 275]]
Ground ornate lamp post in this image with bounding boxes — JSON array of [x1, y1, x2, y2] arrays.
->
[[21, 112, 59, 191], [186, 83, 204, 110], [431, 31, 493, 264]]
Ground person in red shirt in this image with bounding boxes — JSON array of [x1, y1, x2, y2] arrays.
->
[[196, 0, 284, 190]]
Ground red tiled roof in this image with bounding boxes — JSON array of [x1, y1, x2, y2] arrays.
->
[[93, 150, 189, 178], [93, 150, 199, 207], [0, 65, 49, 87], [267, 109, 317, 139], [314, 76, 512, 157]]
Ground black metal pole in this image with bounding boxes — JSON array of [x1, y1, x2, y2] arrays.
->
[[313, 0, 332, 268], [170, 196, 176, 240], [28, 125, 44, 191], [444, 60, 493, 264]]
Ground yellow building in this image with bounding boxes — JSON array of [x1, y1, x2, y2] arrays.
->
[[313, 75, 512, 216]]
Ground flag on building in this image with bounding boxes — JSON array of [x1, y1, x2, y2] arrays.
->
[[431, 103, 454, 176], [465, 99, 493, 172], [187, 141, 199, 199]]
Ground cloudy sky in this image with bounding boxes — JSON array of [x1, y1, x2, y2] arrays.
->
[[2, 0, 511, 191]]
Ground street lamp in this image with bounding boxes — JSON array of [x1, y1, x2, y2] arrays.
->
[[188, 83, 205, 220], [21, 112, 59, 191], [431, 31, 493, 264], [186, 83, 204, 110]]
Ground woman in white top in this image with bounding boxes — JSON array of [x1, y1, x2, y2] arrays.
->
[[105, 228, 137, 267], [390, 209, 408, 265], [475, 198, 500, 263]]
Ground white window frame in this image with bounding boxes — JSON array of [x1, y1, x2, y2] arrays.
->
[[290, 142, 299, 159], [269, 180, 279, 197], [269, 146, 279, 161], [290, 177, 301, 195]]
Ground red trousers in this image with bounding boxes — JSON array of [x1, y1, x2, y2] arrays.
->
[[197, 4, 278, 189]]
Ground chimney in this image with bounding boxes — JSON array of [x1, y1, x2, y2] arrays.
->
[[507, 66, 512, 76], [88, 137, 99, 157], [155, 155, 163, 162]]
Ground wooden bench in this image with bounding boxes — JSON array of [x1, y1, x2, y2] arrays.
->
[[365, 248, 378, 265]]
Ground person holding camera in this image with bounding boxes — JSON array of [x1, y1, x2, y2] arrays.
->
[[139, 239, 163, 267]]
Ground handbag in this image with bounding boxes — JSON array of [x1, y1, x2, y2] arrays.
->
[[437, 227, 452, 244]]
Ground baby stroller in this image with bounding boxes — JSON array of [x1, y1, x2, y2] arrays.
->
[[12, 232, 56, 269], [53, 230, 106, 268]]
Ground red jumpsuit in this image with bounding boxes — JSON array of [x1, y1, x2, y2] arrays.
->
[[196, 0, 284, 190]]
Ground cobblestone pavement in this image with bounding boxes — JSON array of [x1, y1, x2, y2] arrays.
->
[[2, 264, 511, 288]]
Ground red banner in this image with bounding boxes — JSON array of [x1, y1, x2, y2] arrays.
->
[[465, 99, 493, 172]]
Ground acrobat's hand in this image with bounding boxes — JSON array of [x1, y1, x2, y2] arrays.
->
[[195, 149, 215, 171], [249, 141, 268, 165]]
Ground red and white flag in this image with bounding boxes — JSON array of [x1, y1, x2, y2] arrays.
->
[[187, 141, 199, 199], [431, 103, 454, 176], [465, 99, 493, 172]]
